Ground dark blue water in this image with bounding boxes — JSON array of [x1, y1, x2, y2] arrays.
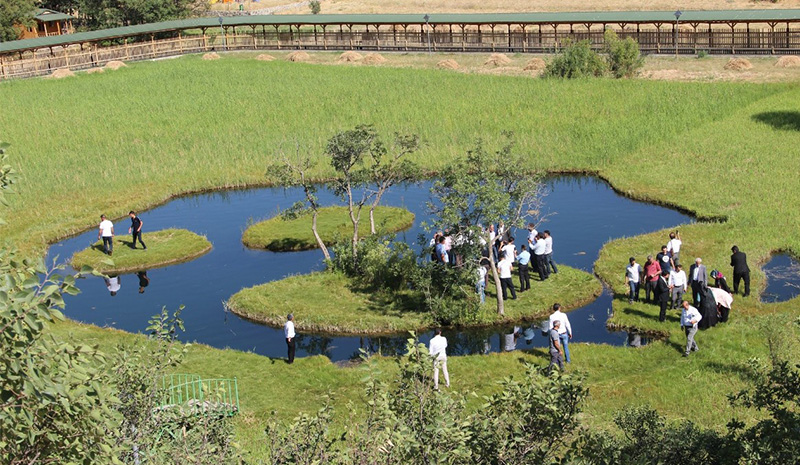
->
[[762, 254, 800, 303], [48, 176, 693, 361]]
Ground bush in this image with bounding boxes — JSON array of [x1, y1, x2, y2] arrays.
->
[[328, 235, 417, 292], [309, 0, 321, 14], [543, 40, 607, 78], [604, 29, 644, 78]]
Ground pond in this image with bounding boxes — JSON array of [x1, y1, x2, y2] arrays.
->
[[761, 253, 800, 303], [48, 176, 693, 361]]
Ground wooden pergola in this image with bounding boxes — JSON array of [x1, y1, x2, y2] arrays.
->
[[2, 10, 800, 79]]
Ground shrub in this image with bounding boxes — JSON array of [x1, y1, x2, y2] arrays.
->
[[328, 235, 417, 291], [309, 0, 321, 14], [604, 29, 645, 78], [543, 40, 607, 78]]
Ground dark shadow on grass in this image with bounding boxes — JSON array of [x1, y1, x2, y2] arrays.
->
[[348, 280, 428, 317], [621, 307, 681, 324], [264, 238, 315, 252], [90, 244, 106, 253], [752, 111, 800, 131], [703, 360, 760, 383]]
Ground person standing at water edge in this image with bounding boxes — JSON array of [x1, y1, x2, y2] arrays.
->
[[667, 231, 682, 265], [543, 230, 558, 275], [429, 328, 450, 389], [532, 233, 549, 281], [625, 257, 642, 303], [730, 245, 751, 297], [476, 261, 488, 304], [549, 303, 572, 363], [128, 211, 147, 250], [497, 252, 517, 300], [680, 300, 702, 357], [284, 314, 296, 364], [98, 214, 114, 256], [517, 245, 531, 292], [548, 320, 565, 373]]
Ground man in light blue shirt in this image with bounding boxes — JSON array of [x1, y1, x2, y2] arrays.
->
[[517, 245, 531, 292], [681, 300, 702, 357]]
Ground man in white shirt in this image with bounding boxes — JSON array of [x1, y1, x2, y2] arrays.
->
[[625, 257, 642, 303], [476, 263, 488, 304], [497, 254, 517, 301], [668, 264, 688, 310], [501, 236, 517, 263], [680, 300, 702, 357], [284, 314, 296, 364], [667, 231, 682, 265], [98, 214, 115, 256], [532, 234, 548, 281], [104, 275, 121, 297], [548, 303, 572, 363], [527, 223, 538, 250], [543, 230, 558, 275], [428, 328, 449, 389]]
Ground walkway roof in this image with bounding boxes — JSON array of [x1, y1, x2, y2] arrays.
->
[[3, 9, 800, 54]]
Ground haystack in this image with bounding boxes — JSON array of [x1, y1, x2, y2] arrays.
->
[[202, 52, 221, 60], [287, 51, 311, 62], [724, 58, 752, 71], [256, 54, 276, 61], [775, 56, 800, 68], [523, 57, 547, 71], [362, 53, 387, 64], [437, 59, 459, 70], [86, 67, 105, 74], [337, 51, 363, 62], [484, 53, 512, 67], [105, 60, 127, 70], [49, 69, 75, 79]]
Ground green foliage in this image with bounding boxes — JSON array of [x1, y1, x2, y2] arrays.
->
[[0, 141, 18, 225], [329, 234, 417, 292], [0, 0, 34, 42], [543, 39, 608, 78], [308, 0, 321, 14], [409, 260, 479, 325], [604, 29, 644, 78], [76, 0, 208, 30], [697, 50, 709, 58]]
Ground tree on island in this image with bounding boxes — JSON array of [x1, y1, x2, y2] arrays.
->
[[427, 133, 547, 316]]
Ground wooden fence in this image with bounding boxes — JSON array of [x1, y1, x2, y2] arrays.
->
[[2, 27, 800, 79]]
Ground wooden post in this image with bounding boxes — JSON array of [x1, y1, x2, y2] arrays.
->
[[521, 24, 527, 52], [323, 25, 328, 50], [769, 22, 776, 54], [460, 24, 465, 51], [178, 31, 184, 54], [0, 54, 5, 79], [348, 24, 353, 50], [93, 43, 99, 65], [403, 24, 408, 51], [552, 24, 558, 51], [507, 24, 512, 51], [655, 23, 662, 53], [151, 34, 156, 58], [251, 26, 257, 49], [64, 45, 69, 67], [709, 23, 713, 51], [489, 24, 495, 51], [274, 25, 281, 49], [538, 24, 542, 49]]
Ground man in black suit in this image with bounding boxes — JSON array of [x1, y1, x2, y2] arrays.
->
[[688, 257, 708, 305], [656, 271, 671, 322], [730, 245, 751, 297]]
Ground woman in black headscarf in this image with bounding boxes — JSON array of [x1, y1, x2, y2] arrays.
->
[[698, 286, 719, 330]]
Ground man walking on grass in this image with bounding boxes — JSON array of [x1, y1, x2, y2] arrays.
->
[[730, 245, 751, 297], [549, 303, 572, 363], [681, 300, 702, 357], [429, 328, 450, 389], [128, 211, 147, 250], [98, 214, 114, 256], [548, 320, 565, 373], [284, 314, 296, 364]]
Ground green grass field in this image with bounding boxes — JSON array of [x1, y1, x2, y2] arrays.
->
[[242, 205, 414, 251], [3, 53, 800, 459], [227, 266, 600, 334], [70, 228, 212, 273]]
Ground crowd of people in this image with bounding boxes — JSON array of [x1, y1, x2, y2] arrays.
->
[[623, 230, 751, 357]]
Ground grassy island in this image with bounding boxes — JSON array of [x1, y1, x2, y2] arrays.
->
[[71, 228, 212, 273], [242, 206, 414, 251], [226, 266, 601, 335]]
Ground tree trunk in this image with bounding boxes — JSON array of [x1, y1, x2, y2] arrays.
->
[[488, 239, 505, 316], [369, 206, 376, 235], [311, 209, 330, 260]]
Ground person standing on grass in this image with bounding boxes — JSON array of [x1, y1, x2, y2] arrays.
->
[[548, 320, 565, 373], [625, 257, 642, 303], [643, 255, 661, 303], [476, 261, 488, 304], [128, 211, 147, 250], [543, 230, 558, 275], [501, 236, 517, 264], [656, 271, 671, 322], [669, 264, 687, 310], [98, 214, 114, 256], [689, 257, 708, 305], [429, 328, 450, 389], [533, 233, 549, 281], [497, 251, 517, 301], [657, 245, 673, 274], [681, 300, 702, 357], [548, 303, 572, 363], [284, 314, 296, 364], [667, 231, 682, 265], [730, 245, 751, 297], [517, 245, 531, 292], [527, 223, 538, 250], [435, 235, 448, 264]]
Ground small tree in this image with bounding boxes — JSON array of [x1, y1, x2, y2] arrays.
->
[[543, 39, 607, 79], [604, 29, 644, 78], [428, 133, 547, 316], [366, 132, 420, 235], [308, 0, 321, 15], [269, 143, 331, 260]]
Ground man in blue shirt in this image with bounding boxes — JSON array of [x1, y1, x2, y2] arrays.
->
[[517, 245, 531, 292], [434, 235, 448, 264]]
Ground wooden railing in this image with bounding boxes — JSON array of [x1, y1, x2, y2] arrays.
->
[[2, 28, 799, 80]]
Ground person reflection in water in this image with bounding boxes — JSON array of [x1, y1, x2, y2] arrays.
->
[[104, 275, 121, 296], [503, 326, 521, 352], [137, 271, 150, 294]]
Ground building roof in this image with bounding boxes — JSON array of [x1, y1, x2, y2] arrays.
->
[[2, 9, 800, 53], [34, 8, 73, 23]]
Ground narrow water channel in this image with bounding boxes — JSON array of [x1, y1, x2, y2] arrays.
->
[[48, 176, 693, 361]]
